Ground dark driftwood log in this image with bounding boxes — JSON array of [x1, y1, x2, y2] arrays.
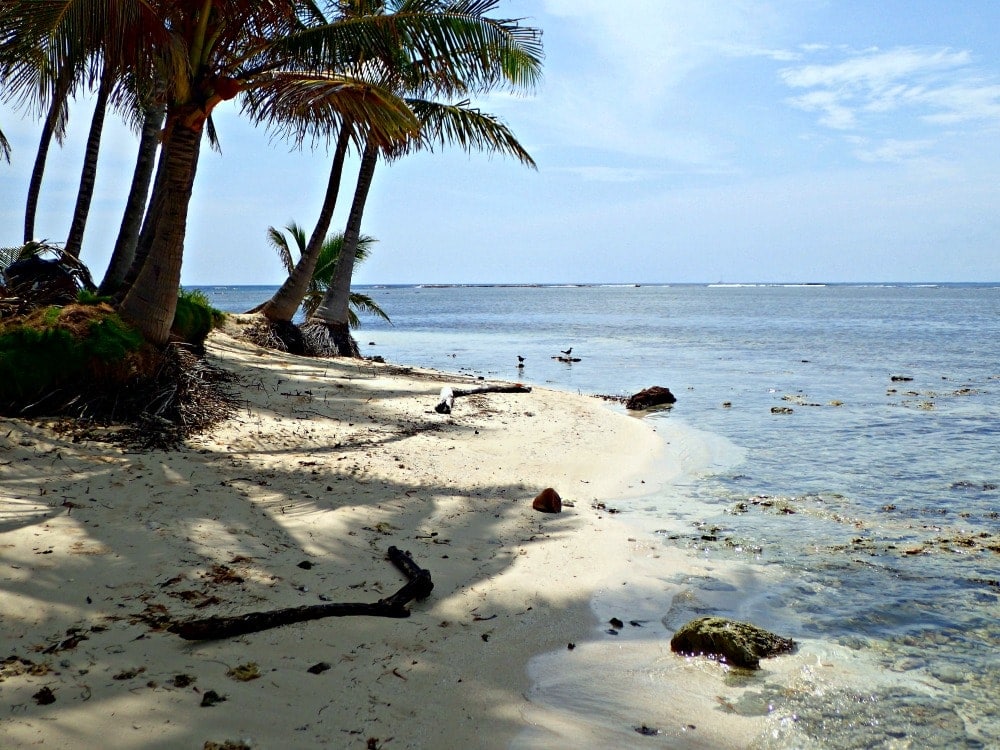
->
[[168, 546, 433, 641], [435, 384, 532, 414]]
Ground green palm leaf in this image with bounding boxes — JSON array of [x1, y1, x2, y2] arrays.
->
[[266, 223, 386, 323]]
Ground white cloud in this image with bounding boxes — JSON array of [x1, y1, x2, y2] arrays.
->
[[779, 46, 1000, 134], [555, 166, 658, 183], [917, 83, 1000, 124], [780, 48, 969, 90], [788, 89, 858, 129], [851, 138, 935, 163]]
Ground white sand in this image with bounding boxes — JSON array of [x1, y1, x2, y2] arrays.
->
[[0, 319, 769, 749]]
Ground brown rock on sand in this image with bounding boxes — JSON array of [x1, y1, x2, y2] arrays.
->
[[532, 487, 562, 513]]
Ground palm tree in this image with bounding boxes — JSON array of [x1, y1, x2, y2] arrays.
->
[[98, 102, 165, 295], [5, 2, 543, 346], [0, 126, 9, 162], [115, 2, 432, 345], [305, 101, 538, 357], [266, 221, 389, 325], [64, 60, 116, 257], [251, 0, 543, 326]]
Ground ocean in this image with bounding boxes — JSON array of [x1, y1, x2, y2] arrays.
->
[[199, 283, 999, 748]]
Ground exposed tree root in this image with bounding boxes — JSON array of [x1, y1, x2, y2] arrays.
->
[[168, 546, 433, 640]]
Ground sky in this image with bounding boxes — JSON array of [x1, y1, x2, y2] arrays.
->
[[2, 1, 1000, 285]]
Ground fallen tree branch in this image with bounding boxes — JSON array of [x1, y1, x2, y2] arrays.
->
[[435, 384, 532, 414], [168, 546, 433, 641]]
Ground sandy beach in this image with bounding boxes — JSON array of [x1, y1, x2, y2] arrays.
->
[[0, 317, 766, 749]]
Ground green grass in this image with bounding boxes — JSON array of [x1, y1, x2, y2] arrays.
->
[[172, 288, 225, 347], [0, 304, 145, 406]]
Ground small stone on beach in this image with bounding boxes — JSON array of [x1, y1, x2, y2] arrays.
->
[[532, 487, 562, 513]]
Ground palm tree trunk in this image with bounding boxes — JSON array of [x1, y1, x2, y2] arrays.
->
[[65, 64, 114, 258], [310, 140, 379, 357], [116, 137, 169, 301], [118, 120, 202, 345], [260, 125, 353, 323], [100, 103, 165, 294], [24, 67, 72, 243]]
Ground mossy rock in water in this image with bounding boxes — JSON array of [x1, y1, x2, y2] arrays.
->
[[670, 616, 794, 669]]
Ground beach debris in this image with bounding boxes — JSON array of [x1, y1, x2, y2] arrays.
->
[[0, 241, 96, 315], [434, 383, 532, 414], [203, 741, 251, 750], [891, 375, 914, 382], [670, 616, 795, 669], [609, 617, 624, 629], [625, 386, 677, 410], [634, 724, 661, 736], [1, 656, 51, 682], [532, 487, 562, 513], [771, 406, 794, 414], [307, 662, 331, 674], [41, 626, 90, 654], [200, 690, 227, 707], [32, 686, 57, 705], [113, 667, 146, 680], [226, 662, 261, 681], [168, 547, 434, 640], [171, 674, 196, 688]]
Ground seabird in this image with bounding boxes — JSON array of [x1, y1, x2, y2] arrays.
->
[[560, 348, 572, 356], [517, 355, 525, 363]]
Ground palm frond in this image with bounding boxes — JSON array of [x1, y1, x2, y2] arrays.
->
[[312, 232, 377, 285], [401, 98, 534, 166], [347, 291, 391, 328], [241, 72, 419, 149], [266, 223, 305, 275]]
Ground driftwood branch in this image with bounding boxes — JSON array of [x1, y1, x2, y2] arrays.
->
[[435, 384, 532, 414], [168, 546, 433, 641]]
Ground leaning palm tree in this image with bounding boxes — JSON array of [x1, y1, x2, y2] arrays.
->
[[266, 220, 389, 325], [251, 0, 543, 326], [115, 3, 428, 345], [98, 101, 165, 295], [305, 98, 537, 357]]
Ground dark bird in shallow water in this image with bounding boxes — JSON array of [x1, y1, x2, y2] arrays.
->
[[517, 355, 525, 363], [560, 348, 572, 356]]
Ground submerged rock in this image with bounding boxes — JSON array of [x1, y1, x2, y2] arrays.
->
[[625, 386, 677, 410], [670, 616, 795, 669]]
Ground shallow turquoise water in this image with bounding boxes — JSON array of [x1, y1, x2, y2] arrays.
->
[[204, 283, 1000, 747]]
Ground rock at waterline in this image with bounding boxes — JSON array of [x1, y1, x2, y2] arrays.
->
[[625, 386, 677, 410], [532, 487, 562, 513], [670, 616, 795, 669]]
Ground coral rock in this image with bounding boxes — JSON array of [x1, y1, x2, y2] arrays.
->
[[670, 616, 794, 669], [625, 386, 677, 410]]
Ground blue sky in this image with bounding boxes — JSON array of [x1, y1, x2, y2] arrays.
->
[[3, 1, 1000, 285]]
